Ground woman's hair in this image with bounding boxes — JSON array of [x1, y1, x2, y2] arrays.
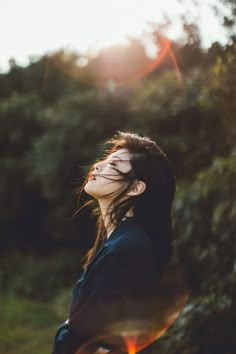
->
[[78, 131, 176, 273]]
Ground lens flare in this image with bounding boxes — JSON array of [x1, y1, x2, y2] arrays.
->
[[74, 287, 189, 354], [48, 33, 181, 88]]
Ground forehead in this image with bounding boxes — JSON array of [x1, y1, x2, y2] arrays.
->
[[108, 148, 131, 160]]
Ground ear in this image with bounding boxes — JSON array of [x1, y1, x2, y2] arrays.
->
[[126, 180, 146, 197]]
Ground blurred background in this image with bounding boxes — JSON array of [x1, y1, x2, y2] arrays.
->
[[0, 0, 235, 353]]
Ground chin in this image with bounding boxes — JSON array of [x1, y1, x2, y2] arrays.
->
[[84, 183, 95, 197], [84, 183, 100, 199]]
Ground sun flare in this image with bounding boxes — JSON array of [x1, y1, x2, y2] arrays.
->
[[52, 0, 182, 53], [0, 0, 228, 73], [0, 0, 184, 68]]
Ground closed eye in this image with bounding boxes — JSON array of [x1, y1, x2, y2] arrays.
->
[[109, 161, 116, 166]]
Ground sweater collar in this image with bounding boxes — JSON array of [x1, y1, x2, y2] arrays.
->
[[103, 216, 137, 246]]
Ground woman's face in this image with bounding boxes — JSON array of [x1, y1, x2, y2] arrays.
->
[[84, 148, 133, 202]]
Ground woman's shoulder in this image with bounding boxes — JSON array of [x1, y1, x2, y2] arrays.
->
[[110, 221, 154, 258]]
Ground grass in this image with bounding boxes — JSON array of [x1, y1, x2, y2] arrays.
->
[[0, 292, 66, 354], [0, 251, 80, 354]]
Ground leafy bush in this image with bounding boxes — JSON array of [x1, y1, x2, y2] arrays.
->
[[0, 250, 84, 301], [152, 153, 236, 354], [0, 293, 58, 354]]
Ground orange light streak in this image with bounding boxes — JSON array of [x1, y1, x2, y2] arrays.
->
[[117, 36, 171, 85], [49, 33, 182, 88], [168, 44, 182, 84]]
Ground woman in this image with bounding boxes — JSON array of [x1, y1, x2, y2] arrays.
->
[[52, 131, 177, 354]]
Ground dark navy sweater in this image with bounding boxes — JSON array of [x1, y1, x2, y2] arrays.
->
[[52, 217, 162, 354]]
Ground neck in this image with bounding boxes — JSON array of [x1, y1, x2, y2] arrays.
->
[[98, 200, 134, 239]]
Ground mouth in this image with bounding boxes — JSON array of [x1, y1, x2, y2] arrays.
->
[[88, 175, 96, 181]]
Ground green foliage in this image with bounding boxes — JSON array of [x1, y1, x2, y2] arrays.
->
[[0, 293, 58, 354], [128, 69, 232, 179], [0, 56, 82, 103], [153, 292, 235, 354], [52, 288, 72, 321], [210, 41, 236, 146], [0, 251, 84, 301], [174, 153, 236, 292], [153, 153, 236, 354], [0, 93, 44, 219]]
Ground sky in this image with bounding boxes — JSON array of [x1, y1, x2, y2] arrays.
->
[[0, 0, 229, 73]]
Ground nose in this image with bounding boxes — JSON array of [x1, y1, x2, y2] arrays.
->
[[94, 160, 104, 172]]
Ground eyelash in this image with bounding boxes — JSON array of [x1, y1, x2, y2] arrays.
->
[[109, 161, 116, 166]]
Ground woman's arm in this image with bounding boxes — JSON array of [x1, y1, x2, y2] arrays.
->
[[70, 249, 155, 351], [69, 251, 128, 338], [52, 251, 126, 354], [52, 320, 85, 354], [53, 246, 156, 354]]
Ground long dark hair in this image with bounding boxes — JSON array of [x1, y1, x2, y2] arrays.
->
[[78, 131, 176, 272]]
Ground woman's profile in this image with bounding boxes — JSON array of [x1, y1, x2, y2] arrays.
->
[[52, 131, 186, 354]]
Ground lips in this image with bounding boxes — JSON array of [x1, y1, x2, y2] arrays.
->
[[88, 175, 96, 181]]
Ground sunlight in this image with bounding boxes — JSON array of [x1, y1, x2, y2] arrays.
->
[[0, 0, 229, 73], [41, 0, 183, 53], [68, 0, 171, 50], [0, 0, 185, 71]]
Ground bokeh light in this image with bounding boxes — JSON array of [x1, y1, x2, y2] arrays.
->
[[49, 33, 181, 88], [74, 286, 189, 354]]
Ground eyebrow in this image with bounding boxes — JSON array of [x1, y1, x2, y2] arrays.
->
[[111, 156, 122, 161], [106, 150, 131, 162], [109, 155, 130, 162]]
